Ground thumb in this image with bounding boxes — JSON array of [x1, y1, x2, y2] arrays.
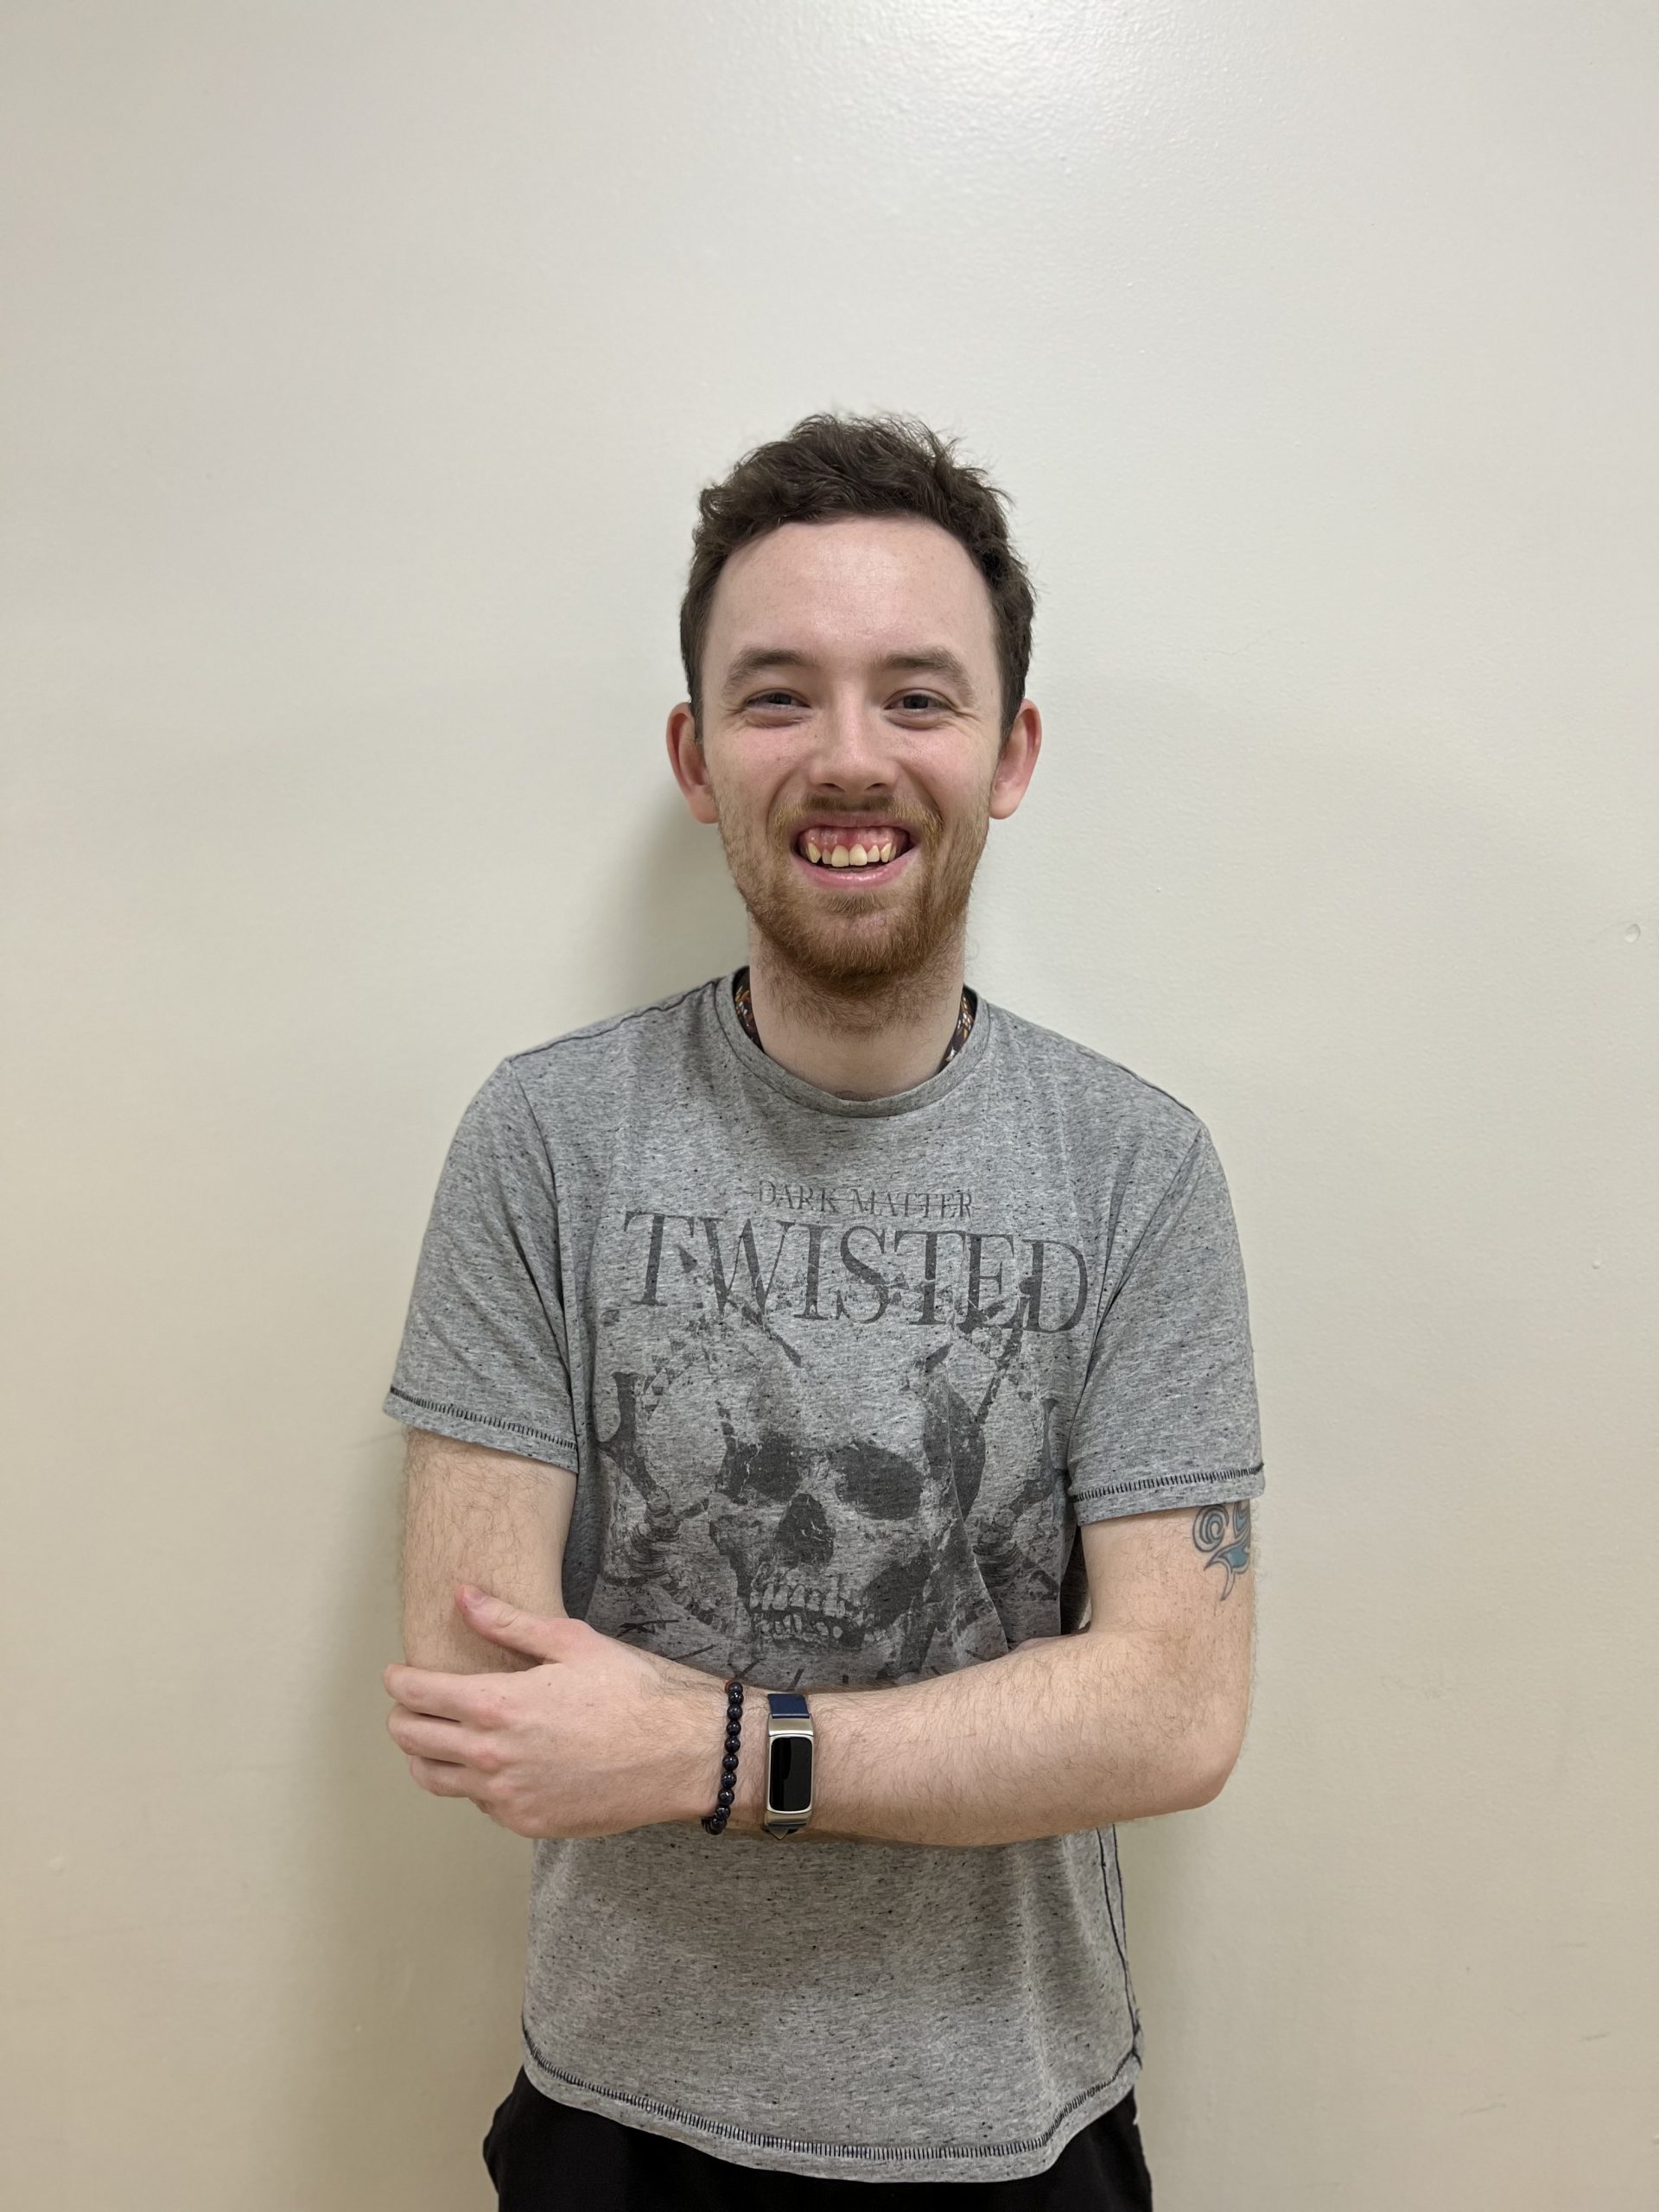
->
[[455, 1584, 566, 1662]]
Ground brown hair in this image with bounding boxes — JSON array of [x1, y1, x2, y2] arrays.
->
[[679, 410, 1036, 746]]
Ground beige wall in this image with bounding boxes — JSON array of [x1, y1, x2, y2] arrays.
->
[[3, 3, 1655, 2205]]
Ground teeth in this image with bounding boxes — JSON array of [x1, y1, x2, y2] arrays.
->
[[799, 831, 907, 869]]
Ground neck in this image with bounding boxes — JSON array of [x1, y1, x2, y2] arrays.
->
[[743, 932, 969, 1100]]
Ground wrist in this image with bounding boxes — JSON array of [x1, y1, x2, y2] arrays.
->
[[721, 1689, 818, 1831]]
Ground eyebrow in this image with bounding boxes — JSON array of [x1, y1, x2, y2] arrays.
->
[[718, 646, 977, 706]]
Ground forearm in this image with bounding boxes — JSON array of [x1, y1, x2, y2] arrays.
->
[[677, 1627, 1238, 1848], [391, 1497, 1257, 1845]]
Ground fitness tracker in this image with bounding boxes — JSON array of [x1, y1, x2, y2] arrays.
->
[[763, 1692, 815, 1838]]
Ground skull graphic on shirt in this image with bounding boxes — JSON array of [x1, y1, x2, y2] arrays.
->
[[706, 1413, 993, 1681], [586, 1281, 1071, 1684], [591, 1331, 1055, 1679]]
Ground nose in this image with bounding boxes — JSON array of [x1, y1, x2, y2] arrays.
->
[[801, 689, 899, 798], [773, 1491, 834, 1567]]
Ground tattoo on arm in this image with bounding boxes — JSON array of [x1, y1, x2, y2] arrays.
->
[[1192, 1502, 1252, 1599]]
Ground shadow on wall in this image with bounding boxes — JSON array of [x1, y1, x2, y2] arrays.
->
[[551, 783, 752, 1024], [276, 794, 745, 2209]]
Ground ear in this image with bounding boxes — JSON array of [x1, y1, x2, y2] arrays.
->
[[666, 702, 720, 825], [988, 699, 1042, 822]]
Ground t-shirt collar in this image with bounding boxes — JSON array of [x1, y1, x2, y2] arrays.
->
[[711, 967, 993, 1119]]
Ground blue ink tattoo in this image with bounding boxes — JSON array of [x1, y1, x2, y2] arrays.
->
[[1193, 1502, 1252, 1598]]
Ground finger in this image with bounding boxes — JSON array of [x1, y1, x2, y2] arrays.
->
[[407, 1751, 491, 1803], [388, 1708, 493, 1768], [455, 1587, 569, 1665], [383, 1664, 489, 1722]]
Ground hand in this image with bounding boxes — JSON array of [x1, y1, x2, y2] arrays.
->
[[383, 1585, 720, 1839]]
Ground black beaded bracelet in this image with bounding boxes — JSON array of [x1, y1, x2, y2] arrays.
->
[[701, 1677, 745, 1834]]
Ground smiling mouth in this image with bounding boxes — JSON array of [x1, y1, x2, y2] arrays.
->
[[790, 823, 917, 884]]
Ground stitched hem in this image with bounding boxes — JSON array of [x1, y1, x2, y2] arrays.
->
[[1098, 1825, 1143, 2046], [519, 2016, 1138, 2175], [382, 1388, 578, 1465], [1069, 1460, 1264, 1514], [505, 979, 708, 1064], [711, 966, 996, 1120]]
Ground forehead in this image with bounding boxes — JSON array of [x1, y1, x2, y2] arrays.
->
[[706, 514, 996, 677]]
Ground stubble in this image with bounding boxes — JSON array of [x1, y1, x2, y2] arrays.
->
[[709, 781, 991, 1038]]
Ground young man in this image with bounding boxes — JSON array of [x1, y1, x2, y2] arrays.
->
[[382, 412, 1264, 2209]]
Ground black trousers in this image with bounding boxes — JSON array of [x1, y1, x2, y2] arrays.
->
[[483, 2068, 1154, 2209]]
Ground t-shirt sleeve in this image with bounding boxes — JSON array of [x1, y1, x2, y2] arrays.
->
[[1065, 1121, 1265, 1522], [381, 1058, 581, 1470]]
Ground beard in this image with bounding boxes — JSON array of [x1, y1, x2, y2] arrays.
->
[[709, 784, 990, 1005]]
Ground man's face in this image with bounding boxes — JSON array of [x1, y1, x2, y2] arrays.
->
[[668, 514, 1040, 992]]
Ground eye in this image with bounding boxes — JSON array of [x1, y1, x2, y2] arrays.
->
[[728, 1431, 810, 1502], [835, 1446, 925, 1520], [746, 690, 802, 709], [894, 691, 946, 714]]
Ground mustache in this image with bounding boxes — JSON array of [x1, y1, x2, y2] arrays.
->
[[778, 813, 934, 840]]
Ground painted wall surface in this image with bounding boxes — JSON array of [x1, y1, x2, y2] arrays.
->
[[3, 4, 1654, 2206]]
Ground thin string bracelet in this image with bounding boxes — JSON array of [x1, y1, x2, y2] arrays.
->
[[702, 1678, 745, 1834]]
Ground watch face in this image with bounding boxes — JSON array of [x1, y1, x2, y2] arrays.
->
[[768, 1733, 813, 1814]]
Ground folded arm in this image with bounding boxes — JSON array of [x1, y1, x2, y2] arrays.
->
[[397, 1429, 576, 1672], [387, 1437, 1255, 1850], [699, 1500, 1257, 1847]]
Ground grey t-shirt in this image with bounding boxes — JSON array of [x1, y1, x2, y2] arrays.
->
[[384, 969, 1265, 2184]]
